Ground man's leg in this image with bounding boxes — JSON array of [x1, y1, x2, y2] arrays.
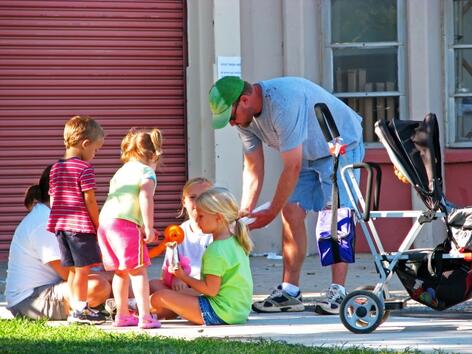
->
[[251, 202, 306, 313], [252, 163, 319, 313], [281, 203, 307, 286], [331, 262, 348, 286], [315, 143, 364, 315], [330, 142, 364, 289]]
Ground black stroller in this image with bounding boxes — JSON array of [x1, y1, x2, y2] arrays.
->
[[315, 105, 472, 334]]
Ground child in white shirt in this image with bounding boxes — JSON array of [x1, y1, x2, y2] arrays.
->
[[150, 177, 213, 318]]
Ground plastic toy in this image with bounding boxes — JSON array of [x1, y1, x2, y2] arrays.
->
[[162, 247, 191, 288], [148, 224, 185, 258]]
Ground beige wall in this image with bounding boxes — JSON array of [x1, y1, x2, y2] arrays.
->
[[186, 0, 447, 253], [406, 0, 446, 247]]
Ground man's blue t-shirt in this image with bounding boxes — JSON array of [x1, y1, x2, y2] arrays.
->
[[238, 77, 363, 161]]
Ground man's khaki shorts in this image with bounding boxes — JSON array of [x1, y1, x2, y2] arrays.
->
[[8, 282, 69, 320]]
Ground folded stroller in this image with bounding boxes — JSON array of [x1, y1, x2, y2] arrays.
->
[[315, 106, 472, 334]]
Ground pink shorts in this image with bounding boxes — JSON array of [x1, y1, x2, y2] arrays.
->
[[98, 218, 151, 271]]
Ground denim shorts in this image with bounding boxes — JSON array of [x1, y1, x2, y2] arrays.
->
[[288, 143, 365, 211], [198, 296, 226, 325]]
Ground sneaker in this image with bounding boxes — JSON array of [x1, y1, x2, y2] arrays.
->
[[105, 298, 138, 320], [104, 298, 117, 319], [138, 314, 161, 329], [113, 314, 139, 327], [314, 284, 346, 315], [252, 284, 305, 313], [68, 306, 107, 325]]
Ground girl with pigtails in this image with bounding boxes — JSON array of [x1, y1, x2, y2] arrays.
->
[[98, 128, 163, 329], [150, 187, 253, 325]]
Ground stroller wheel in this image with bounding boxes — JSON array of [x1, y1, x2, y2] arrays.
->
[[355, 285, 390, 324], [340, 290, 384, 334]]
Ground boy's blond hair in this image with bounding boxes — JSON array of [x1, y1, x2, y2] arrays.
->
[[178, 177, 213, 218], [64, 115, 104, 149], [196, 187, 253, 255], [121, 128, 163, 165]]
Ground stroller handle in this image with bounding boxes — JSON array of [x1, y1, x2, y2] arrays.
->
[[314, 103, 340, 143]]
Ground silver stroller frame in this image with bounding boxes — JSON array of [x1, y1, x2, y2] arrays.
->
[[337, 126, 471, 334], [313, 103, 472, 333], [338, 160, 445, 333]]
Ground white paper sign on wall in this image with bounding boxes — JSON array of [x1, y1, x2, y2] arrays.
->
[[217, 56, 241, 79]]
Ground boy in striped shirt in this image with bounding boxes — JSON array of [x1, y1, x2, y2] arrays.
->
[[47, 115, 106, 324]]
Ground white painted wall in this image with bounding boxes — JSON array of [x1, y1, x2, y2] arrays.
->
[[406, 0, 447, 247], [186, 0, 215, 180], [186, 0, 448, 252]]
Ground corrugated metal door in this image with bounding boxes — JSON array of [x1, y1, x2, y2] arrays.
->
[[0, 0, 187, 257]]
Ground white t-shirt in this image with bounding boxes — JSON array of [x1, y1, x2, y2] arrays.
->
[[162, 220, 213, 279], [5, 203, 62, 307]]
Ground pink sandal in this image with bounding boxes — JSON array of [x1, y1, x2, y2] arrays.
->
[[138, 314, 161, 329], [113, 314, 139, 327]]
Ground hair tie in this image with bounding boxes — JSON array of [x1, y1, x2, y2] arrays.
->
[[229, 220, 237, 234]]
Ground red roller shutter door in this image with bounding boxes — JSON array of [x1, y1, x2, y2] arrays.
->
[[0, 0, 188, 257]]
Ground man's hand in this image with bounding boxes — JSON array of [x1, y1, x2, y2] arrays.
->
[[247, 208, 277, 230]]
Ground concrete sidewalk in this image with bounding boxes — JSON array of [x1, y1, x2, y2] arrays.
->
[[1, 253, 403, 302], [3, 254, 472, 353]]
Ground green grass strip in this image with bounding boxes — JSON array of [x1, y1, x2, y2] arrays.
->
[[0, 318, 424, 354]]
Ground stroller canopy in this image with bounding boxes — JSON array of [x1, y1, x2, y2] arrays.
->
[[375, 113, 444, 211]]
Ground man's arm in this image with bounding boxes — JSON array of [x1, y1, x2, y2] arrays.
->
[[249, 144, 302, 229], [240, 145, 264, 213]]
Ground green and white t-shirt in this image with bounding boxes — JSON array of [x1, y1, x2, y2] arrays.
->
[[99, 160, 156, 226]]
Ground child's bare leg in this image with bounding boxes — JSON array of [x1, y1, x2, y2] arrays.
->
[[149, 278, 167, 294], [148, 279, 177, 319], [66, 269, 75, 310], [150, 289, 203, 325], [129, 267, 151, 317], [179, 287, 200, 296], [113, 270, 130, 317], [73, 266, 90, 302]]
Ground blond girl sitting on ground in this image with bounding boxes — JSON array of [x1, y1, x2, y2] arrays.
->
[[150, 187, 253, 325]]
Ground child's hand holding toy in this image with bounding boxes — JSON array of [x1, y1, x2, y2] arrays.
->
[[163, 247, 191, 287]]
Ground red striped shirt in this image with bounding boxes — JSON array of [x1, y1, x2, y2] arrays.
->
[[47, 157, 97, 234]]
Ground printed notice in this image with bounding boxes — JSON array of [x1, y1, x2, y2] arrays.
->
[[217, 56, 241, 79]]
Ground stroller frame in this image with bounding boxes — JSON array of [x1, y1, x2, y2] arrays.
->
[[339, 163, 446, 333], [314, 104, 472, 334]]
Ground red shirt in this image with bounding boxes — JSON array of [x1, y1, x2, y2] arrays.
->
[[47, 157, 97, 234]]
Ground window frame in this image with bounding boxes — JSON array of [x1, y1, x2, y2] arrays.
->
[[321, 0, 407, 147], [445, 0, 472, 147]]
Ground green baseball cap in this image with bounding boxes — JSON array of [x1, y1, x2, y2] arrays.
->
[[208, 76, 244, 129]]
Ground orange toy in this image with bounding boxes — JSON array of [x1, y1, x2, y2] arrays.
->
[[148, 224, 185, 258]]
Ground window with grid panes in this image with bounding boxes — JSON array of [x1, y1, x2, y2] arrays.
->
[[447, 0, 472, 146], [323, 0, 405, 143]]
